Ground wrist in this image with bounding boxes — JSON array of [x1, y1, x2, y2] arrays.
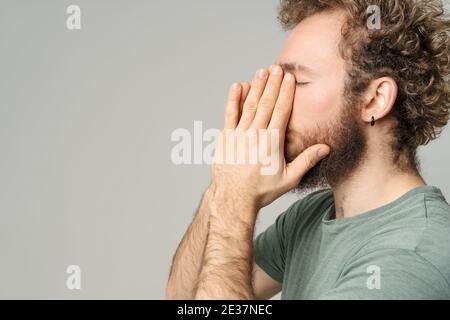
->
[[209, 182, 258, 208], [208, 190, 258, 226]]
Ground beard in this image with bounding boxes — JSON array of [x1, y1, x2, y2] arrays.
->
[[284, 97, 367, 196]]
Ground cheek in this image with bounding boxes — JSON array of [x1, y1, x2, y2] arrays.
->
[[288, 84, 342, 132]]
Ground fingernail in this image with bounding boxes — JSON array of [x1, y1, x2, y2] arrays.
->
[[258, 69, 268, 79], [272, 65, 282, 76], [317, 147, 330, 158], [284, 73, 293, 82], [232, 83, 240, 91]]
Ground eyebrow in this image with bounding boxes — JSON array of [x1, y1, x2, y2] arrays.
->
[[279, 62, 316, 76]]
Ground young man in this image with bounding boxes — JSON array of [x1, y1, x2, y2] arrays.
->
[[167, 0, 450, 299]]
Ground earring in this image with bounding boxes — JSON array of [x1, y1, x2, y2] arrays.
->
[[371, 116, 375, 126]]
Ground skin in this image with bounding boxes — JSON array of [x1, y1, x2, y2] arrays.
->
[[167, 9, 426, 300], [278, 10, 425, 218], [194, 65, 331, 300]]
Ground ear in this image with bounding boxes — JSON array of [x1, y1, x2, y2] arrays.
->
[[361, 77, 398, 124]]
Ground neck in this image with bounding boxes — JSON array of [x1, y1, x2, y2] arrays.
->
[[330, 153, 426, 219]]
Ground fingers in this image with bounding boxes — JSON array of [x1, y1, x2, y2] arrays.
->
[[284, 144, 331, 189], [226, 65, 294, 132], [223, 83, 242, 129], [268, 72, 296, 132], [239, 82, 251, 118], [236, 68, 269, 130], [251, 65, 284, 129]]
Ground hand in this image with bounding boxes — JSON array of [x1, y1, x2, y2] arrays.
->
[[210, 65, 330, 211]]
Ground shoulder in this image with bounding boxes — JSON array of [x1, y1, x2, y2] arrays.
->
[[357, 188, 450, 286], [416, 191, 450, 284], [357, 188, 450, 251]]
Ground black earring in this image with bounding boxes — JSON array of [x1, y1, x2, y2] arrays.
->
[[371, 116, 375, 126]]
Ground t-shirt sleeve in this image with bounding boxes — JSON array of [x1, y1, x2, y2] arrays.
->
[[254, 208, 293, 284], [318, 248, 450, 300]]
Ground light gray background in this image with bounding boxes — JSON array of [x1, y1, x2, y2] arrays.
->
[[0, 0, 449, 299]]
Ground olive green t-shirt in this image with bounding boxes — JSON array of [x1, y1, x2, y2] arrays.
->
[[254, 185, 450, 299]]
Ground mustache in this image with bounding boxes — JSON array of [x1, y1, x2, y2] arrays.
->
[[284, 127, 326, 163]]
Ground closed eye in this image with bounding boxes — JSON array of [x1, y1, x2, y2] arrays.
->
[[296, 81, 310, 87]]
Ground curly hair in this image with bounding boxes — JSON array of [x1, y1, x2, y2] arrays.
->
[[278, 0, 450, 170]]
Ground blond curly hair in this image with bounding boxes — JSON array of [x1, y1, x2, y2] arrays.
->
[[278, 0, 450, 169]]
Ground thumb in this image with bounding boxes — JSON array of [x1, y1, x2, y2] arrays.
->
[[285, 144, 330, 187]]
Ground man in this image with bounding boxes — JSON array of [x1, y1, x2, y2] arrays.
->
[[166, 0, 450, 299]]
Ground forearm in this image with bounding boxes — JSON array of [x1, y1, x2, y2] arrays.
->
[[195, 192, 257, 300], [166, 187, 213, 299], [184, 64, 329, 299]]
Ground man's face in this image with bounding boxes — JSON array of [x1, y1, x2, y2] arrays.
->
[[276, 10, 367, 192]]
